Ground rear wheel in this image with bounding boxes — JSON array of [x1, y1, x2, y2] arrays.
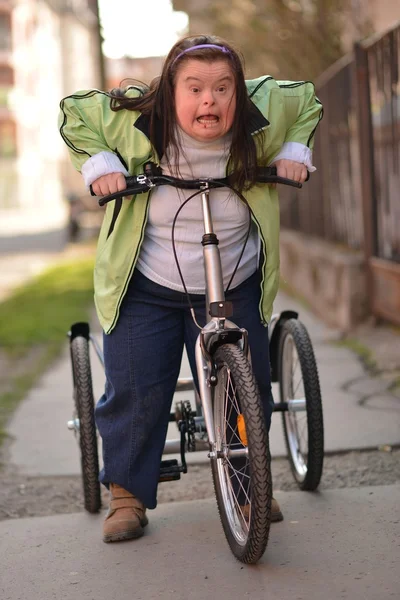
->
[[278, 319, 324, 491], [70, 335, 101, 513], [211, 344, 272, 564]]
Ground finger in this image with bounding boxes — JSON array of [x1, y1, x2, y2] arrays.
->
[[93, 176, 109, 196], [99, 182, 110, 195], [299, 166, 308, 182], [288, 167, 300, 182], [92, 182, 101, 196], [291, 164, 307, 182], [276, 164, 287, 179], [116, 173, 127, 192]]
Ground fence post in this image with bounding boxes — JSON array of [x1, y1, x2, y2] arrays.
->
[[353, 42, 377, 311]]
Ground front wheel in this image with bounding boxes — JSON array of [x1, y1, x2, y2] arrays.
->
[[278, 318, 324, 491], [70, 335, 101, 513], [211, 344, 272, 564]]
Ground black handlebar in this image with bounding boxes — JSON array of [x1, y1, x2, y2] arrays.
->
[[90, 165, 308, 206]]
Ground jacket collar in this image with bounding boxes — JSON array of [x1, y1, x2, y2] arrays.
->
[[134, 112, 164, 159], [133, 101, 269, 159]]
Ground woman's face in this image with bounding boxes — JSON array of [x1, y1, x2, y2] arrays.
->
[[174, 59, 236, 142]]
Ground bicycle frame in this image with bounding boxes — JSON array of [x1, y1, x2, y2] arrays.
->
[[193, 181, 248, 455]]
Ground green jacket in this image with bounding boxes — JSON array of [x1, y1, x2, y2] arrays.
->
[[59, 77, 323, 333]]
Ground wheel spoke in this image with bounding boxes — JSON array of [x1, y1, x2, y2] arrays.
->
[[211, 344, 271, 562], [223, 473, 250, 532]]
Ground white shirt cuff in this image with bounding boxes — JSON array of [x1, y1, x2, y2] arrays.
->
[[270, 142, 316, 172], [81, 151, 129, 188]]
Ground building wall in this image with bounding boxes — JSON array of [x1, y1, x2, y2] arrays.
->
[[0, 0, 102, 236], [106, 55, 164, 89], [0, 1, 17, 214], [9, 0, 65, 232], [58, 6, 103, 200]]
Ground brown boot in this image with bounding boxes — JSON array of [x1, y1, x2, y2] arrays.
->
[[271, 497, 284, 522], [103, 483, 149, 543], [240, 497, 284, 523]]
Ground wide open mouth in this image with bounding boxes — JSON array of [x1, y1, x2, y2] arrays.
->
[[196, 114, 220, 126]]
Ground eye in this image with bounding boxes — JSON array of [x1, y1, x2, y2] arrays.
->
[[190, 87, 200, 93], [217, 86, 227, 93]]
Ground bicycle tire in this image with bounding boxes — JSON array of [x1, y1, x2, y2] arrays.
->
[[211, 344, 272, 564], [278, 319, 324, 491], [70, 335, 101, 513]]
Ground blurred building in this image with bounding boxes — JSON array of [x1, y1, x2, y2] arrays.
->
[[344, 0, 400, 48], [172, 0, 209, 35], [106, 55, 164, 89], [0, 0, 102, 237], [0, 1, 17, 221], [172, 0, 400, 48]]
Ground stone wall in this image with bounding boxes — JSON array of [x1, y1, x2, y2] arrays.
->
[[279, 229, 368, 332]]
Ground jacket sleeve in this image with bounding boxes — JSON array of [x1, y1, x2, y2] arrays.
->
[[58, 90, 120, 173], [277, 81, 323, 150]]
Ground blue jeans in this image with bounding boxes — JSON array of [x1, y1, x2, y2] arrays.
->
[[95, 269, 273, 509]]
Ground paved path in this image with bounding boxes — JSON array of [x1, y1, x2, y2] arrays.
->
[[2, 249, 400, 598], [1, 485, 399, 599], [6, 291, 400, 477]]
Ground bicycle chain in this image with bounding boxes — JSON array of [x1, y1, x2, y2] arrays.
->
[[179, 400, 196, 452]]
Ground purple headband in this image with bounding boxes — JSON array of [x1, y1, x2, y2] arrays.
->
[[171, 44, 231, 67]]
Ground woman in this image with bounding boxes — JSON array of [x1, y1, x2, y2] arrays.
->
[[59, 34, 323, 542]]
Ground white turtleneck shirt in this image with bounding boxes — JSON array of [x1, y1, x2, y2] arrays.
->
[[136, 129, 259, 294]]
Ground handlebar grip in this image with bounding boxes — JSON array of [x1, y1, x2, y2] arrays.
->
[[258, 174, 302, 188], [258, 166, 309, 188], [90, 176, 139, 198]]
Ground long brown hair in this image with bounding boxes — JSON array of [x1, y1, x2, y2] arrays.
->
[[109, 35, 265, 192]]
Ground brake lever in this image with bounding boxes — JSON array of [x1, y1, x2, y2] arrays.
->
[[97, 186, 148, 206]]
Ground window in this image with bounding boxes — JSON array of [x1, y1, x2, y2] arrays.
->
[[0, 66, 13, 86], [0, 13, 12, 51]]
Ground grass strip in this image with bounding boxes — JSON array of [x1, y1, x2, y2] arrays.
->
[[0, 256, 95, 447], [0, 257, 95, 353]]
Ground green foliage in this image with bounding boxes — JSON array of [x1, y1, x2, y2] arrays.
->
[[200, 0, 359, 79], [0, 258, 94, 353]]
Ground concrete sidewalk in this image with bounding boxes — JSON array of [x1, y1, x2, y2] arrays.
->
[[1, 485, 399, 599], [2, 244, 400, 599], [6, 288, 400, 477]]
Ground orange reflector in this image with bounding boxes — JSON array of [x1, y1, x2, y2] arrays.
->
[[237, 414, 248, 446]]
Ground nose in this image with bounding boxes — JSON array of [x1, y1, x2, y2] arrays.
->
[[202, 90, 215, 106]]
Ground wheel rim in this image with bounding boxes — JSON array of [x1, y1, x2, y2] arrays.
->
[[72, 386, 81, 443], [214, 365, 251, 546], [281, 333, 308, 482]]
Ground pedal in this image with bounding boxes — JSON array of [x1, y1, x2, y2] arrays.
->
[[159, 459, 182, 483]]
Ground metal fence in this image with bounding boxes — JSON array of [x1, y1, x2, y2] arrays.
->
[[367, 27, 400, 262], [280, 55, 364, 250], [279, 21, 400, 324]]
